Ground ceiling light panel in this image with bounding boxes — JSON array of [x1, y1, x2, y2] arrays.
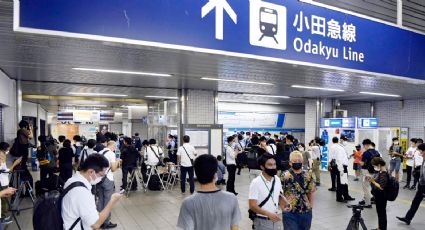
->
[[68, 92, 128, 97], [291, 85, 344, 92], [359, 92, 401, 97], [72, 67, 172, 77], [201, 77, 273, 85]]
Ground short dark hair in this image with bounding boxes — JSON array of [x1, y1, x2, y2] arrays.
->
[[0, 142, 9, 151], [79, 154, 109, 173], [286, 135, 294, 142], [183, 135, 190, 143], [362, 139, 372, 145], [371, 142, 376, 147], [19, 120, 29, 129], [417, 138, 424, 144], [73, 135, 81, 142], [298, 143, 306, 149], [392, 137, 399, 141], [267, 139, 276, 145], [246, 132, 251, 136], [135, 133, 139, 136], [417, 143, 425, 151], [87, 139, 96, 149], [63, 139, 71, 148], [240, 131, 245, 135], [332, 137, 339, 143], [149, 139, 156, 145], [58, 135, 66, 143], [227, 136, 234, 143], [238, 134, 243, 141], [124, 137, 132, 145], [258, 154, 276, 168], [194, 154, 218, 184], [371, 157, 386, 166], [259, 136, 267, 142], [142, 140, 149, 146], [410, 138, 417, 143], [251, 136, 259, 145], [217, 155, 222, 161]]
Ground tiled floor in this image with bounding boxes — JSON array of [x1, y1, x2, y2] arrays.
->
[[6, 169, 425, 230]]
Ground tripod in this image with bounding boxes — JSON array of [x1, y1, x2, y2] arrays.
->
[[346, 205, 367, 230], [125, 167, 145, 197]]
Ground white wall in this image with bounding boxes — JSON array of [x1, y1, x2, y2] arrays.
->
[[305, 99, 318, 143], [0, 71, 17, 143]]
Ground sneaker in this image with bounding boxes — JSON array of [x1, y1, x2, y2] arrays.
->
[[101, 223, 118, 229], [396, 216, 411, 225]]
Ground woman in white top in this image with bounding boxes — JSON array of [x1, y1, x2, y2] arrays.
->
[[266, 139, 277, 155], [145, 139, 164, 166], [404, 138, 417, 189]]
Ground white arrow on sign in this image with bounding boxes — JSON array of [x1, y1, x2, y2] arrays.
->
[[201, 0, 237, 40]]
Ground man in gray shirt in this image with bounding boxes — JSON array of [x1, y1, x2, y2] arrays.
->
[[397, 143, 425, 225], [177, 154, 241, 230]]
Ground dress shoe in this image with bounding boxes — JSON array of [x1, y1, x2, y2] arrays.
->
[[345, 197, 356, 201], [101, 223, 118, 229], [233, 192, 238, 196], [336, 199, 347, 203], [403, 185, 410, 189], [396, 216, 411, 225], [328, 188, 336, 192], [410, 185, 416, 190]]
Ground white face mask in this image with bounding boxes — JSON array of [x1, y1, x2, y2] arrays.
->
[[90, 173, 102, 185], [374, 166, 380, 172], [394, 141, 399, 145], [299, 147, 305, 152]]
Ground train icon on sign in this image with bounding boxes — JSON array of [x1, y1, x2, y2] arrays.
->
[[259, 7, 278, 43], [250, 0, 286, 50]]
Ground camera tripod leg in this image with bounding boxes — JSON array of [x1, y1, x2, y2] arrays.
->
[[346, 217, 358, 230], [359, 218, 367, 230]]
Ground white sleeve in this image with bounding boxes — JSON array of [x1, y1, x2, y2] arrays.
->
[[77, 191, 99, 228], [176, 147, 182, 156], [248, 181, 259, 201], [108, 152, 116, 163]]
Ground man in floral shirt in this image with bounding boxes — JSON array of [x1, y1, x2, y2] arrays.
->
[[281, 151, 316, 230]]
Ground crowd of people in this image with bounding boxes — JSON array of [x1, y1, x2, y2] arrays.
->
[[0, 122, 424, 230]]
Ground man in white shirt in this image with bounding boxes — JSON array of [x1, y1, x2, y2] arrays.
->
[[249, 154, 290, 230], [404, 138, 417, 189], [62, 154, 122, 230], [334, 136, 355, 202], [97, 141, 121, 229], [225, 136, 240, 196], [310, 138, 322, 186], [177, 135, 197, 194], [145, 139, 164, 166]]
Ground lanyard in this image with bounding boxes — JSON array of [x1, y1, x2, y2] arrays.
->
[[260, 176, 278, 208]]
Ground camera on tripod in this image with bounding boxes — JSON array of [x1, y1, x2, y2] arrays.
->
[[348, 204, 365, 212], [346, 205, 367, 230]]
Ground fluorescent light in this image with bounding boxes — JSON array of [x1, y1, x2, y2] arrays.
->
[[359, 92, 401, 97], [145, 96, 178, 99], [201, 77, 273, 85], [66, 104, 107, 107], [72, 67, 172, 77], [68, 92, 127, 97], [291, 85, 344, 92], [243, 94, 290, 98], [219, 100, 280, 105]]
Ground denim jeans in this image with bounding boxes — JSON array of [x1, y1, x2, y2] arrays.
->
[[282, 211, 312, 230]]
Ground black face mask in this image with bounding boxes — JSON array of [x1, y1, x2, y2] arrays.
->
[[265, 168, 277, 177], [292, 163, 302, 170]]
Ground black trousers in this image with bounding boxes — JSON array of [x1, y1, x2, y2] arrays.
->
[[180, 166, 195, 194], [406, 185, 425, 221], [336, 166, 351, 200], [330, 166, 338, 189], [122, 166, 137, 190], [412, 167, 421, 187], [226, 164, 237, 193], [59, 164, 73, 183], [406, 165, 413, 186], [374, 191, 387, 230]]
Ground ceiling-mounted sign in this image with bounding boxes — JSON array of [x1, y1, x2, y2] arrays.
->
[[357, 117, 378, 128], [218, 112, 285, 128], [15, 0, 425, 79], [321, 118, 356, 128]]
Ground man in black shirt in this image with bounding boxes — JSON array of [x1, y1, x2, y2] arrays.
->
[[359, 139, 380, 208], [120, 137, 139, 191]]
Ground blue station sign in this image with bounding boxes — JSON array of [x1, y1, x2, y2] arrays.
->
[[15, 0, 425, 79], [320, 118, 356, 128], [357, 117, 378, 128]]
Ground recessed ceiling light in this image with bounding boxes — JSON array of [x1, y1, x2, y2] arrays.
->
[[68, 92, 128, 97], [359, 92, 401, 97], [66, 104, 108, 107], [145, 96, 178, 99], [72, 67, 172, 77], [201, 77, 273, 85], [219, 100, 280, 105], [291, 85, 344, 92], [243, 94, 290, 98]]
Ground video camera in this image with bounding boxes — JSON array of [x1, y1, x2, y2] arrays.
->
[[347, 204, 365, 212]]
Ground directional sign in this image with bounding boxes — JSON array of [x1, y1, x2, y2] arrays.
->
[[201, 0, 237, 40], [15, 0, 425, 80], [358, 118, 378, 128]]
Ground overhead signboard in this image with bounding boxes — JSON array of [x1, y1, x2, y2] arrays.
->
[[218, 112, 285, 128], [320, 118, 356, 128], [15, 0, 425, 80], [358, 117, 378, 128]]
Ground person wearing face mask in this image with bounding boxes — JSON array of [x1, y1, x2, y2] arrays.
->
[[404, 138, 417, 189], [177, 154, 241, 230], [365, 157, 388, 230], [225, 136, 241, 196], [281, 151, 316, 230], [297, 143, 311, 170], [389, 137, 403, 181], [332, 136, 355, 202], [97, 141, 122, 229], [249, 154, 290, 230], [62, 154, 123, 230]]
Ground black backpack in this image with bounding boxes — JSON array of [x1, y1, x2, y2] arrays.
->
[[148, 174, 162, 191], [385, 174, 399, 201], [33, 181, 87, 230], [246, 147, 260, 170]]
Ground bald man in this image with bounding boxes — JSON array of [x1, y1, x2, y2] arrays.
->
[[97, 141, 122, 229]]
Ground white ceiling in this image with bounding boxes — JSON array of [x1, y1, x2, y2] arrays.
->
[[1, 1, 425, 111]]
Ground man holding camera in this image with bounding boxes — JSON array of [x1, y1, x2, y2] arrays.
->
[[249, 154, 290, 230]]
